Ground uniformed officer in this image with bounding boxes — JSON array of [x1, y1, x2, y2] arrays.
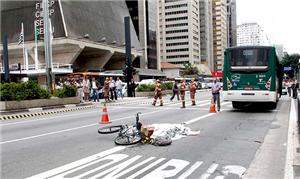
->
[[179, 80, 186, 108], [103, 77, 110, 103], [189, 78, 197, 106], [152, 80, 163, 106]]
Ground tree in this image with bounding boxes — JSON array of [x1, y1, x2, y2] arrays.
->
[[182, 63, 199, 76], [282, 53, 300, 78]]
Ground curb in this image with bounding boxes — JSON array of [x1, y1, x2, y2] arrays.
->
[[0, 104, 95, 121]]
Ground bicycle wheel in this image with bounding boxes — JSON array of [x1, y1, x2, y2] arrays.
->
[[98, 125, 123, 134], [114, 134, 142, 145]]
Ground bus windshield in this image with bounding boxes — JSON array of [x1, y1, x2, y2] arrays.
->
[[228, 48, 270, 71]]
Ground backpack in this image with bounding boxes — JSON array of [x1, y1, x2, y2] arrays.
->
[[152, 135, 172, 146]]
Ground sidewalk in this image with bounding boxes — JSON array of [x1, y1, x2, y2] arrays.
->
[[0, 97, 147, 120]]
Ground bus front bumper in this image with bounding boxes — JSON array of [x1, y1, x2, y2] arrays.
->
[[222, 90, 277, 103]]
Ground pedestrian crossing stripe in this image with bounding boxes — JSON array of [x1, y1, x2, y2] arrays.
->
[[26, 146, 246, 179], [0, 106, 96, 121]]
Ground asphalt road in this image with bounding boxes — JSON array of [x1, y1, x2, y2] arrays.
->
[[0, 91, 293, 179]]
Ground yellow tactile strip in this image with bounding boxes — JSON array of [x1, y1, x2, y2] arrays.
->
[[0, 105, 96, 120]]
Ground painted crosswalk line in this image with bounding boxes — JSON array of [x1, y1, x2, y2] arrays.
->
[[27, 147, 246, 179]]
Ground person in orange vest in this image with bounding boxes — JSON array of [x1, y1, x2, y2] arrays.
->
[[152, 79, 163, 106], [179, 79, 186, 108], [189, 78, 197, 105]]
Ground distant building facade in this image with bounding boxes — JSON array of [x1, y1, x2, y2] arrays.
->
[[212, 0, 228, 71], [237, 22, 271, 46], [227, 0, 237, 47], [199, 0, 214, 72], [157, 0, 201, 67], [125, 0, 158, 70]]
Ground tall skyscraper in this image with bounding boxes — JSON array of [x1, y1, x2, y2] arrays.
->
[[157, 0, 201, 67], [212, 0, 228, 71], [126, 0, 158, 69], [237, 22, 271, 46], [227, 0, 237, 47], [199, 0, 213, 71]]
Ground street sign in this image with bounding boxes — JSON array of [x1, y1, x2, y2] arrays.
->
[[283, 67, 292, 71]]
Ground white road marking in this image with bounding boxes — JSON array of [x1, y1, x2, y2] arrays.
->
[[199, 163, 219, 179], [26, 146, 126, 179], [0, 123, 97, 144], [0, 109, 165, 144], [184, 113, 216, 125], [178, 161, 203, 179], [110, 157, 156, 178], [284, 99, 296, 179], [126, 158, 166, 179], [141, 159, 190, 179], [215, 165, 246, 179]]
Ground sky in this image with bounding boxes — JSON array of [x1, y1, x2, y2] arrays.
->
[[236, 0, 300, 54]]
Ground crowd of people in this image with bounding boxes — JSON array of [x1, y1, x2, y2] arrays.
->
[[285, 78, 299, 99], [153, 78, 221, 110], [56, 76, 128, 103]]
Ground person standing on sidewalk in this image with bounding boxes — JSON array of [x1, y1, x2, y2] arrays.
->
[[292, 80, 299, 99], [287, 79, 292, 97], [76, 79, 84, 103], [115, 77, 123, 99], [130, 78, 137, 97], [170, 81, 179, 101], [152, 80, 163, 106], [83, 76, 90, 102], [103, 77, 110, 103], [179, 80, 186, 108], [91, 78, 100, 102], [211, 78, 221, 111], [109, 77, 117, 101], [189, 78, 197, 106]]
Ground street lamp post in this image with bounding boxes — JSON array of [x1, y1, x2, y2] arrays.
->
[[124, 16, 133, 97], [43, 0, 54, 92]]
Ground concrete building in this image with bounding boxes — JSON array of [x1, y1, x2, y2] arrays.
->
[[212, 0, 228, 71], [0, 1, 165, 82], [237, 22, 271, 46], [157, 0, 201, 67], [199, 0, 214, 72], [226, 0, 237, 47]]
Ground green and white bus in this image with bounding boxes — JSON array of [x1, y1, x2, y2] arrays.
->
[[222, 46, 282, 109]]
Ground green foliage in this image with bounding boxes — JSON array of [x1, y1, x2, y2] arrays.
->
[[282, 53, 300, 69], [136, 82, 173, 92], [0, 80, 50, 101], [53, 85, 77, 98], [182, 63, 199, 76]]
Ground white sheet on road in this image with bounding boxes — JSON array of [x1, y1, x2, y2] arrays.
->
[[148, 123, 200, 140]]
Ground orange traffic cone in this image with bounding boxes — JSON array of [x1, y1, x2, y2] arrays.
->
[[209, 97, 216, 113], [99, 103, 111, 124]]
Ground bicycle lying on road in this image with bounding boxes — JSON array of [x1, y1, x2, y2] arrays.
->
[[98, 112, 143, 145]]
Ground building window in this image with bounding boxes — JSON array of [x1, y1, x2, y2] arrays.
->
[[165, 3, 188, 9], [165, 10, 188, 15], [166, 35, 188, 40], [166, 23, 188, 28], [167, 54, 189, 59], [166, 16, 188, 22], [166, 48, 189, 52], [166, 29, 188, 34], [166, 42, 189, 46]]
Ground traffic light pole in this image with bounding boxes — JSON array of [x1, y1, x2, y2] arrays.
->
[[124, 16, 133, 97]]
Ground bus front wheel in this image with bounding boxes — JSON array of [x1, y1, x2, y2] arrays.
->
[[269, 102, 277, 110]]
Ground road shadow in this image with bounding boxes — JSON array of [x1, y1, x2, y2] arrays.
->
[[228, 102, 280, 113]]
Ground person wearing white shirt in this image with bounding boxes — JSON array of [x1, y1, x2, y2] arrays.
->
[[211, 78, 221, 111], [115, 77, 123, 99], [109, 77, 117, 100]]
